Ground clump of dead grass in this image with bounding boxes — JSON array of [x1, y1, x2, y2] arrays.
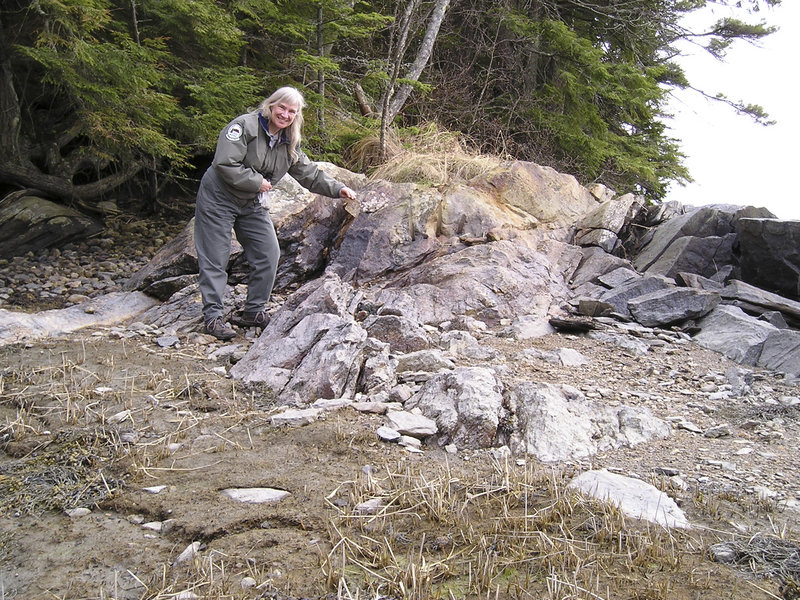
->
[[348, 124, 506, 187], [321, 458, 716, 600], [0, 429, 129, 515], [0, 345, 266, 515], [711, 535, 800, 598]]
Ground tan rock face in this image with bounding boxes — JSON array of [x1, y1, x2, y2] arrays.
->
[[475, 161, 599, 226]]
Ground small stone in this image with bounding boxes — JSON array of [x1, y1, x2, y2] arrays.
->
[[703, 424, 732, 438], [142, 521, 163, 532], [173, 542, 202, 565], [377, 426, 401, 442], [240, 577, 257, 590], [355, 497, 386, 515], [156, 335, 179, 348], [385, 410, 437, 438], [398, 435, 422, 448], [710, 543, 738, 563], [753, 485, 777, 500], [444, 443, 458, 454], [677, 420, 703, 434], [65, 507, 91, 518], [654, 467, 680, 477], [312, 397, 353, 410], [221, 488, 290, 504], [107, 409, 131, 424], [143, 485, 167, 494], [270, 408, 322, 427]]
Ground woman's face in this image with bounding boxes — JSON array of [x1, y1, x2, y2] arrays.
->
[[270, 101, 299, 131]]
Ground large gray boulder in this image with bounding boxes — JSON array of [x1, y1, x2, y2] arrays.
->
[[327, 181, 442, 283], [272, 194, 362, 290], [757, 330, 800, 378], [628, 287, 720, 327], [721, 279, 800, 327], [506, 382, 670, 462], [595, 275, 674, 318], [694, 305, 777, 365], [471, 161, 599, 228], [0, 191, 102, 258], [406, 367, 505, 449], [737, 218, 800, 300], [574, 193, 643, 253], [569, 246, 637, 290], [373, 240, 576, 325], [643, 233, 737, 280], [229, 275, 378, 403], [633, 205, 773, 279]]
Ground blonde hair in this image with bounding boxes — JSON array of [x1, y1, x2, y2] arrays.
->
[[258, 86, 306, 162]]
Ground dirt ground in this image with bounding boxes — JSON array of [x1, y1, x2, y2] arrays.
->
[[1, 319, 799, 600]]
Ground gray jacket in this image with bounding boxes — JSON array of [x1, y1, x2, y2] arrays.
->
[[211, 111, 344, 202]]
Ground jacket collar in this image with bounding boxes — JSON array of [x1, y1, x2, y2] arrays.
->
[[258, 112, 289, 145]]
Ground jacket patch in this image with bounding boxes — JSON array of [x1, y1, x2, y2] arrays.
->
[[225, 123, 243, 142]]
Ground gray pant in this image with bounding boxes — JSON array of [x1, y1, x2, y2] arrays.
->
[[194, 169, 280, 320]]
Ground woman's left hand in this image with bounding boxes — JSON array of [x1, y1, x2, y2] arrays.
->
[[339, 186, 357, 200]]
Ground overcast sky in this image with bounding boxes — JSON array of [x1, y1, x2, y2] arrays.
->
[[664, 1, 799, 220]]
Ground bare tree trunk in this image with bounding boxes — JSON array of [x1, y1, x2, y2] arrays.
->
[[0, 60, 21, 163], [385, 0, 450, 122], [354, 82, 373, 116], [380, 0, 420, 159], [0, 159, 142, 201], [379, 0, 450, 158], [317, 3, 325, 132], [130, 0, 141, 45]]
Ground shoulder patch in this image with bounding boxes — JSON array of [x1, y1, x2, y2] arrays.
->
[[225, 123, 243, 142]]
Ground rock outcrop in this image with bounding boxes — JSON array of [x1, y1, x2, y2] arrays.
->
[[0, 191, 103, 257], [6, 158, 800, 464]]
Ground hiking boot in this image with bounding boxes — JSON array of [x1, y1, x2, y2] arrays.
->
[[231, 310, 270, 329], [204, 316, 236, 340]]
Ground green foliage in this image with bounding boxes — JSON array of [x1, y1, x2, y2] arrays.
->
[[0, 0, 779, 204]]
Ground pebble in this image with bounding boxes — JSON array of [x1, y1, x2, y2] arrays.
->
[[173, 542, 202, 565], [241, 577, 257, 590], [703, 424, 732, 438]]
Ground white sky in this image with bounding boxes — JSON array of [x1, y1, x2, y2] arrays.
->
[[664, 1, 799, 220]]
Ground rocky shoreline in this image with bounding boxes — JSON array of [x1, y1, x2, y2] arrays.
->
[[0, 215, 184, 311]]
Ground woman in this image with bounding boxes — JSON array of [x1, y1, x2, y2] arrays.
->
[[194, 86, 357, 340]]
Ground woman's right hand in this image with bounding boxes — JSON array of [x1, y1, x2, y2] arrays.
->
[[258, 178, 272, 193]]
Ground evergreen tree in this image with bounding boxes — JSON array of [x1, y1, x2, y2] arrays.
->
[[0, 0, 781, 205]]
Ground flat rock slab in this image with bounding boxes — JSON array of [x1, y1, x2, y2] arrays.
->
[[270, 408, 323, 427], [0, 292, 159, 346], [568, 469, 690, 529], [220, 488, 290, 504], [385, 410, 438, 438]]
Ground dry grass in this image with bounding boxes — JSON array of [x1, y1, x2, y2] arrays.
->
[[349, 124, 506, 187], [0, 345, 265, 516], [320, 458, 714, 600], [1, 341, 796, 599]]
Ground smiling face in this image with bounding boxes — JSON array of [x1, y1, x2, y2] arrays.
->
[[268, 101, 299, 133]]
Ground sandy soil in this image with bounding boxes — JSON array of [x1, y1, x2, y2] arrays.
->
[[1, 320, 799, 599]]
